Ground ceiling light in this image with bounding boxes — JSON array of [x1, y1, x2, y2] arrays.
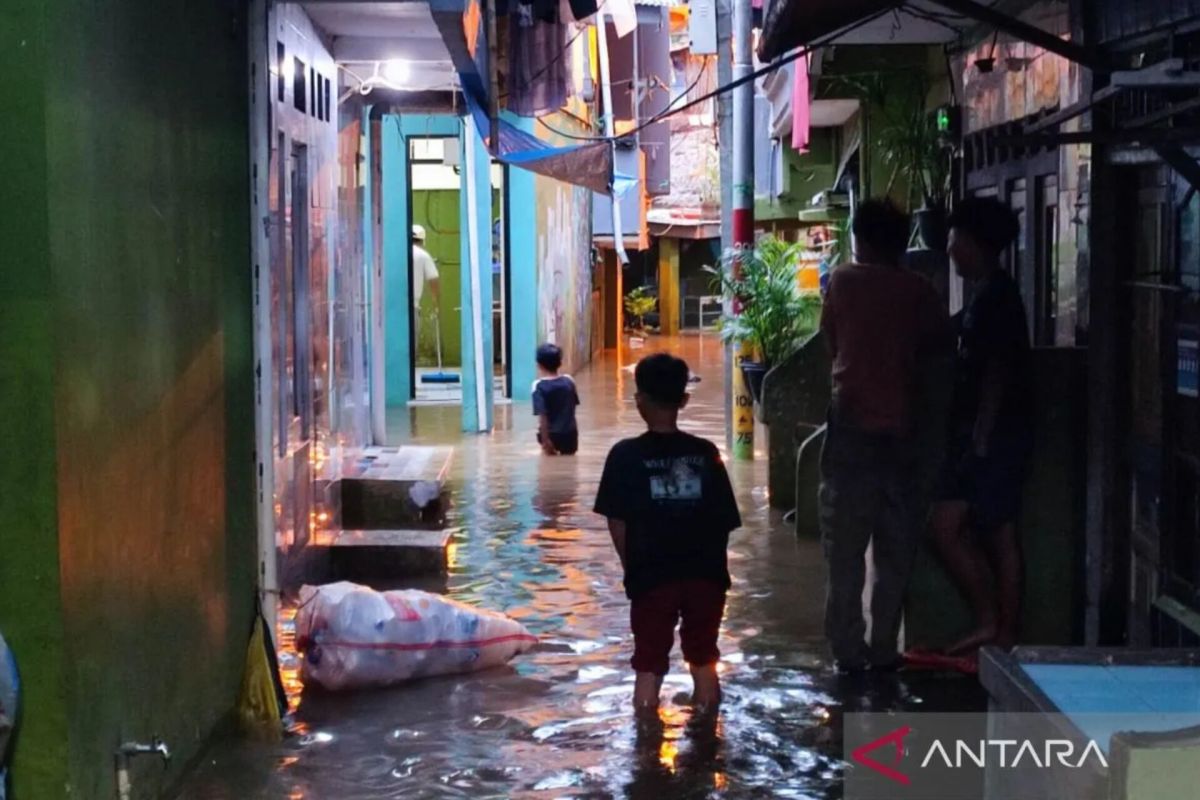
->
[[383, 59, 408, 86]]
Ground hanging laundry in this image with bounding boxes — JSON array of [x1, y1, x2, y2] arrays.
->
[[560, 0, 598, 24], [790, 51, 810, 152], [507, 4, 571, 116], [601, 0, 636, 38]]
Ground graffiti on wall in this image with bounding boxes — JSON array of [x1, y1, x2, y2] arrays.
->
[[536, 177, 593, 373]]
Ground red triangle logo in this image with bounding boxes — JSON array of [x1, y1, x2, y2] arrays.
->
[[851, 725, 912, 785]]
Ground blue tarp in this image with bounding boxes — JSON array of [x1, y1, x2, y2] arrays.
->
[[463, 89, 615, 196]]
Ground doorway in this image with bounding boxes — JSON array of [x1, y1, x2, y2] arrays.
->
[[404, 133, 511, 405]]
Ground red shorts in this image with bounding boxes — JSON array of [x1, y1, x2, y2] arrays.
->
[[630, 579, 726, 676]]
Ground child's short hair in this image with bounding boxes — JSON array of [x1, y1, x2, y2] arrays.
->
[[635, 353, 689, 407], [948, 196, 1021, 255], [536, 343, 563, 372]]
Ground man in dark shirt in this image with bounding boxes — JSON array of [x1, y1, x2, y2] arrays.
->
[[819, 199, 951, 672], [594, 353, 741, 714], [932, 197, 1033, 655], [533, 343, 580, 455]]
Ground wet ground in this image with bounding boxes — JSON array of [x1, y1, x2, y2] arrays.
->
[[177, 334, 983, 799]]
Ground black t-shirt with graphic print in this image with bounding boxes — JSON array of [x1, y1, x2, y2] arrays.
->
[[593, 431, 742, 599]]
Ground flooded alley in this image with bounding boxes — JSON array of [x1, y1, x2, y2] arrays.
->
[[176, 335, 982, 800]]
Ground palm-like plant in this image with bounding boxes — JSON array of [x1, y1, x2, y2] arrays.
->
[[704, 237, 823, 368], [624, 286, 657, 331]]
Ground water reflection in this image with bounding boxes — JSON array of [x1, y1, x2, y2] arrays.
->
[[176, 335, 982, 799]]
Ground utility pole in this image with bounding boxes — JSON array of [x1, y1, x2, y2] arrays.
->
[[717, 0, 733, 453], [729, 0, 754, 460]]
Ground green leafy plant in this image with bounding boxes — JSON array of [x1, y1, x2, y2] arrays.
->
[[624, 286, 657, 330], [877, 104, 951, 211], [703, 236, 823, 367], [825, 71, 951, 212]]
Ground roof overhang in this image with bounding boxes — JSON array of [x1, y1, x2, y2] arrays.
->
[[759, 0, 969, 61], [759, 0, 1104, 70]]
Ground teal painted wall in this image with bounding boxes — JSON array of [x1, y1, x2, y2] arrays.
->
[[0, 1, 257, 797], [459, 123, 495, 432], [383, 117, 414, 407], [507, 116, 539, 402], [0, 1, 71, 796], [382, 115, 459, 407]]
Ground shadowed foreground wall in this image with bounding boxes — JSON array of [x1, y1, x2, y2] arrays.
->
[[0, 1, 71, 796], [1, 0, 257, 797]]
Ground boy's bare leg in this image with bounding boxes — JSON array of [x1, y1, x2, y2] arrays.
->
[[931, 501, 998, 654], [988, 523, 1022, 650], [634, 672, 664, 712], [690, 663, 721, 710]]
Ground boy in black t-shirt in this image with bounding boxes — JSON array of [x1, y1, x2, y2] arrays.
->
[[932, 197, 1033, 656], [594, 353, 741, 714], [533, 343, 580, 455]]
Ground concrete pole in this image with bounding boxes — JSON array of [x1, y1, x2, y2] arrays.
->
[[730, 0, 754, 460], [596, 15, 630, 265], [717, 0, 733, 452]]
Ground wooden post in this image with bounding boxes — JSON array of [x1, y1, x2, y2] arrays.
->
[[604, 249, 624, 348], [657, 238, 680, 335]]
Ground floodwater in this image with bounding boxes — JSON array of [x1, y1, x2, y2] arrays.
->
[[176, 335, 982, 799]]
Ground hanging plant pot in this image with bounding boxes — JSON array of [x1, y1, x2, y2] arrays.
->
[[740, 361, 768, 406]]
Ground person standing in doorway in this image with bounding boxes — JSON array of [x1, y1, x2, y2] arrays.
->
[[931, 197, 1032, 656], [819, 199, 950, 673], [412, 225, 441, 358]]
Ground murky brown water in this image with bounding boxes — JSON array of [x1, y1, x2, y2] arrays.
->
[[176, 335, 982, 799]]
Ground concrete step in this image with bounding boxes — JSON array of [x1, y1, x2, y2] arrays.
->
[[337, 446, 453, 530], [326, 528, 452, 582]]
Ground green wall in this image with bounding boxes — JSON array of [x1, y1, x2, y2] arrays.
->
[[755, 129, 838, 223], [0, 1, 71, 796], [413, 190, 464, 367], [1, 0, 257, 797], [816, 45, 937, 209], [412, 187, 503, 370]]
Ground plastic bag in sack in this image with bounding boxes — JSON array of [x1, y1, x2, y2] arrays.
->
[[295, 582, 537, 691], [0, 632, 19, 800]]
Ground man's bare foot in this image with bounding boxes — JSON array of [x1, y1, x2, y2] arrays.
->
[[634, 672, 663, 711], [945, 625, 998, 656], [690, 663, 721, 711]]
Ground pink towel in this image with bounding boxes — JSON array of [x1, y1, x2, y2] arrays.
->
[[790, 55, 810, 152]]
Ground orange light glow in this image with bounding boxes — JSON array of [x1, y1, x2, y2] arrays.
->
[[658, 739, 678, 773], [713, 772, 728, 790]]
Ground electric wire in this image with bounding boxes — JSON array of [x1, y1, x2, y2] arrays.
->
[[500, 25, 588, 100], [536, 54, 711, 141], [528, 6, 893, 144]]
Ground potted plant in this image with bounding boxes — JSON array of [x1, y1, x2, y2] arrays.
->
[[624, 286, 657, 333], [704, 236, 823, 405], [828, 70, 952, 248]]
